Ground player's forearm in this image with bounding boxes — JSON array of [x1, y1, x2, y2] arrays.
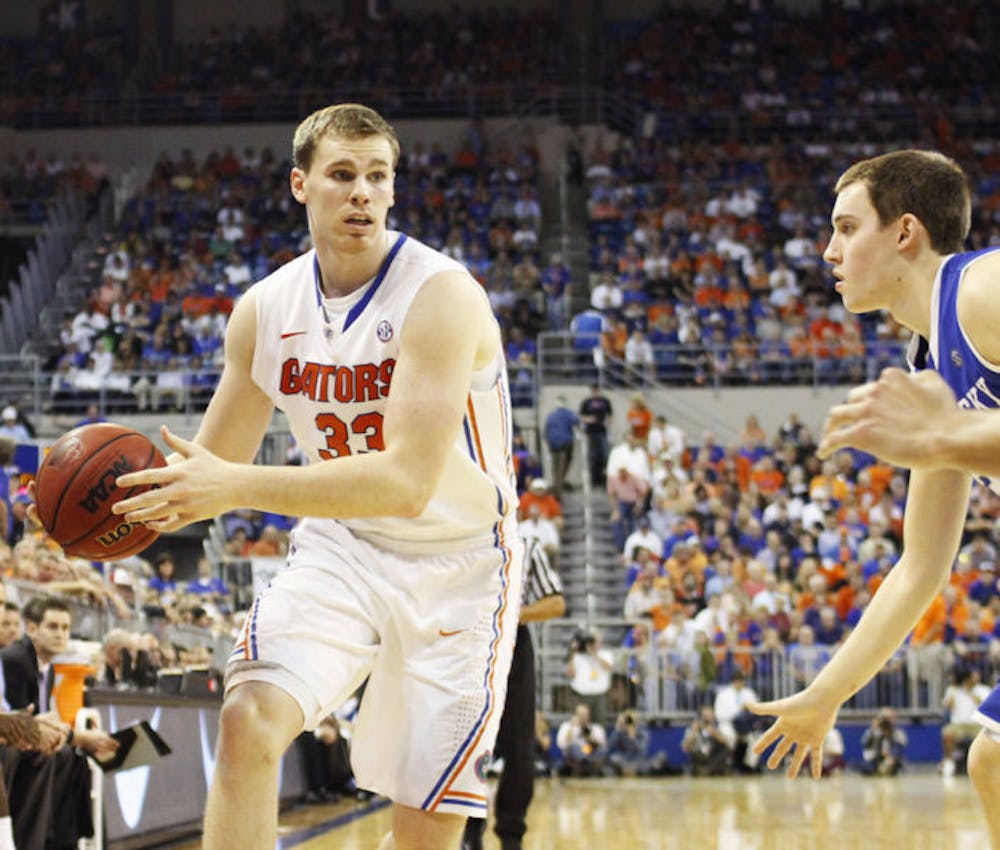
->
[[225, 449, 434, 519], [804, 559, 946, 705], [520, 594, 565, 623], [933, 411, 1000, 477]]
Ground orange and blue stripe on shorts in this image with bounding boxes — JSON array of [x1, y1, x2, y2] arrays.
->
[[421, 509, 514, 813], [230, 594, 262, 662]]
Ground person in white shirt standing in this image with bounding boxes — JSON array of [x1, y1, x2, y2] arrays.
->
[[714, 671, 761, 773], [942, 669, 985, 777]]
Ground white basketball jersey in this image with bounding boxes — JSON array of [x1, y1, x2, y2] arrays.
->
[[250, 231, 518, 550]]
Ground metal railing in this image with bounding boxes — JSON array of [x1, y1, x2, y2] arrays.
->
[[537, 617, 974, 721], [7, 576, 233, 670], [537, 332, 909, 392], [0, 333, 910, 424], [8, 83, 994, 143]]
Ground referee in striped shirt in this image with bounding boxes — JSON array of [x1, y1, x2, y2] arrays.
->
[[462, 536, 565, 850]]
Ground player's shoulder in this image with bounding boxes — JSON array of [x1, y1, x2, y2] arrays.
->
[[394, 232, 468, 277], [956, 248, 1000, 349], [251, 250, 315, 296]]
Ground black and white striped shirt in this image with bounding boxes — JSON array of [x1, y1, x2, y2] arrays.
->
[[521, 537, 564, 608]]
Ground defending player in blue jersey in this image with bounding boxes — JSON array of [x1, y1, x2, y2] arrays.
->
[[749, 150, 1000, 849]]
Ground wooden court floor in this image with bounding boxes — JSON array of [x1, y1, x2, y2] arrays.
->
[[169, 770, 988, 849]]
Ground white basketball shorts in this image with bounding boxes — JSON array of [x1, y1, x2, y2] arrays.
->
[[226, 516, 523, 818]]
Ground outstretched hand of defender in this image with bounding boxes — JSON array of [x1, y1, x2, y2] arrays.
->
[[818, 368, 958, 466], [748, 691, 838, 779], [112, 426, 235, 532]]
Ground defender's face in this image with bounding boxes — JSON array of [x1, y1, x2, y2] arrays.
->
[[290, 133, 395, 255], [823, 181, 900, 315]]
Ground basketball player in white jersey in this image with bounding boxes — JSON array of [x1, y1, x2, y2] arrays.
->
[[748, 150, 1000, 849], [110, 104, 523, 850]]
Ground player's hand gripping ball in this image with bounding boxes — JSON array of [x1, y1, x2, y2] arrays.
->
[[33, 423, 166, 559]]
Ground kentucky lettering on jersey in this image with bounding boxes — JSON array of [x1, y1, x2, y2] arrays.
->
[[958, 376, 1000, 411], [908, 246, 1000, 492]]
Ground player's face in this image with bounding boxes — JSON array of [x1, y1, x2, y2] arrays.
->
[[823, 181, 904, 314], [290, 133, 395, 256]]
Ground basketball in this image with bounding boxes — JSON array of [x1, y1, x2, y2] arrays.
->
[[34, 423, 167, 560]]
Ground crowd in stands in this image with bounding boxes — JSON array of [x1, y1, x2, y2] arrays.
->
[[0, 5, 567, 127], [5, 2, 1000, 809], [0, 149, 110, 224], [606, 1, 1000, 143], [35, 125, 546, 412], [575, 130, 1000, 386], [590, 393, 1000, 731]]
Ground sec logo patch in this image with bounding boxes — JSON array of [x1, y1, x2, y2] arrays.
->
[[377, 320, 393, 342]]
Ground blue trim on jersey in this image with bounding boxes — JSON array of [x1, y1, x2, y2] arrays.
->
[[344, 233, 408, 332], [462, 416, 478, 464], [313, 254, 322, 308], [311, 233, 408, 329], [974, 682, 1000, 735]]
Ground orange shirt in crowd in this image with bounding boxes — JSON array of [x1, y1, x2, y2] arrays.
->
[[626, 404, 653, 440], [910, 594, 947, 645], [751, 467, 785, 497], [866, 463, 895, 497], [832, 584, 855, 622], [808, 473, 850, 503], [817, 560, 847, 589], [518, 490, 563, 521]]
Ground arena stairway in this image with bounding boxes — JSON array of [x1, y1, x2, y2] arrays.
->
[[555, 488, 627, 626]]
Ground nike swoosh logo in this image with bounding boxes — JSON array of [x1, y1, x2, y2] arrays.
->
[[280, 331, 307, 339], [112, 705, 163, 831], [438, 628, 466, 637]]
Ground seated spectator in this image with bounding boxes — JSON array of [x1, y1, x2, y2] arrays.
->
[[788, 624, 831, 688], [148, 551, 179, 599], [1, 596, 120, 850], [623, 561, 659, 621], [247, 524, 288, 558], [519, 502, 561, 560], [534, 710, 555, 777], [623, 514, 663, 563], [607, 710, 673, 777], [860, 708, 907, 776], [0, 603, 21, 649], [0, 409, 28, 443], [518, 478, 563, 530], [681, 705, 732, 776], [185, 556, 231, 603], [296, 712, 356, 805], [99, 627, 138, 687], [556, 703, 608, 778]]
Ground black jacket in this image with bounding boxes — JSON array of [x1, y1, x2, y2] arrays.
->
[[1, 635, 49, 711]]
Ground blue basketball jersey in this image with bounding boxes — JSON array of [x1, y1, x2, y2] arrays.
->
[[907, 246, 1000, 492]]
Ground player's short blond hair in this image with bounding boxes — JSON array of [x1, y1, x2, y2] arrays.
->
[[835, 149, 971, 254], [292, 103, 400, 172]]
